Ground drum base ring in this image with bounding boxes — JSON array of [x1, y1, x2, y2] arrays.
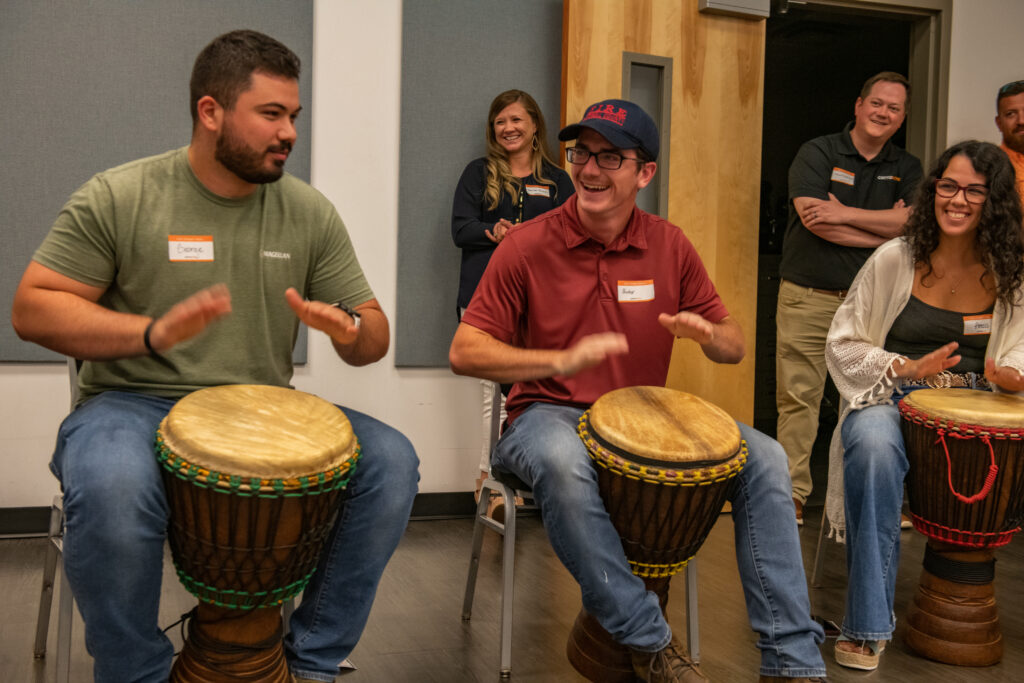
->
[[566, 576, 672, 682], [169, 603, 292, 682], [904, 546, 1004, 667]]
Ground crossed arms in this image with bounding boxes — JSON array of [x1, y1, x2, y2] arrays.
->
[[794, 193, 909, 248]]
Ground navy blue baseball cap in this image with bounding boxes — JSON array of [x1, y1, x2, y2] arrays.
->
[[558, 99, 659, 161]]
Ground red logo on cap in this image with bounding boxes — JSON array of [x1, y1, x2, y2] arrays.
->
[[584, 103, 627, 126]]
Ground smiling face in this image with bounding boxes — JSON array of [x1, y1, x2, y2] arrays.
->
[[570, 129, 656, 236], [491, 101, 537, 157], [996, 92, 1024, 155], [935, 154, 987, 241], [853, 80, 908, 145], [214, 71, 301, 184]]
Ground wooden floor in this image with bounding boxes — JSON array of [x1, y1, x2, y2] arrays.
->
[[2, 505, 1023, 682]]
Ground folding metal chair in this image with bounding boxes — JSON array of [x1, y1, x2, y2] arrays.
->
[[461, 384, 700, 678]]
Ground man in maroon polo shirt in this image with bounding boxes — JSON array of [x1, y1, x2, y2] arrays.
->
[[449, 100, 826, 683]]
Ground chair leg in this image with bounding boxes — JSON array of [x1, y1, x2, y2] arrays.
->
[[34, 498, 64, 658], [498, 483, 516, 679], [282, 596, 296, 636], [811, 507, 829, 588], [461, 481, 494, 620], [57, 554, 73, 683], [685, 559, 699, 664]]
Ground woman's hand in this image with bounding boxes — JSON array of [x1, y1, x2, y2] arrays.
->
[[893, 341, 961, 379], [485, 218, 515, 243], [985, 358, 1024, 392]]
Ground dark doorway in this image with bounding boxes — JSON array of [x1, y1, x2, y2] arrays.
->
[[754, 4, 914, 500]]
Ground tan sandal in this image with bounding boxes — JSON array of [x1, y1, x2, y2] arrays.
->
[[835, 636, 886, 670]]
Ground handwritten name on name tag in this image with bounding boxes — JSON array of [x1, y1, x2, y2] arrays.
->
[[618, 280, 654, 302], [963, 314, 992, 336], [830, 167, 855, 186], [168, 235, 214, 262]]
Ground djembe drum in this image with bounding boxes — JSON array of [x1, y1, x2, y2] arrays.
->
[[155, 385, 360, 682], [566, 386, 747, 682], [899, 388, 1024, 666]]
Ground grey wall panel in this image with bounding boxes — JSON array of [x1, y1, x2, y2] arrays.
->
[[2, 0, 312, 362], [396, 0, 564, 367]]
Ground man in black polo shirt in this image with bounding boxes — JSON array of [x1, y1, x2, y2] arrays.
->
[[776, 72, 922, 523]]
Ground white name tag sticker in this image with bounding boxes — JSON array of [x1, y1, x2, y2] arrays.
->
[[168, 235, 214, 262], [618, 279, 654, 302], [963, 314, 993, 336], [830, 167, 856, 186], [525, 184, 550, 198]]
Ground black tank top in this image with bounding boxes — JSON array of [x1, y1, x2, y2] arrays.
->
[[884, 295, 992, 373]]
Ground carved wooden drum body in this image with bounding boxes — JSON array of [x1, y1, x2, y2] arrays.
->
[[899, 388, 1024, 667], [567, 386, 746, 681], [156, 384, 359, 682]]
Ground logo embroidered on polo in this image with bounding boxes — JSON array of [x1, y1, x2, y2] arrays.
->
[[876, 175, 901, 181], [584, 103, 628, 126], [262, 250, 292, 260]]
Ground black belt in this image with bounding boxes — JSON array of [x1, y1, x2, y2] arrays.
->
[[782, 279, 848, 299], [809, 287, 848, 299]]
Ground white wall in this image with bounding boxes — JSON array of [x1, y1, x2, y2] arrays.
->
[[946, 0, 1023, 146], [3, 0, 1023, 510], [0, 0, 482, 510]]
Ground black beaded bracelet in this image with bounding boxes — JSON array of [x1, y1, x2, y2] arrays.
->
[[143, 320, 160, 357]]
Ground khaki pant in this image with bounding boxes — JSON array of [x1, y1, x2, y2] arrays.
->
[[775, 279, 844, 503]]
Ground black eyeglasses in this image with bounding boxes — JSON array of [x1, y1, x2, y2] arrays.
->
[[565, 146, 643, 170], [999, 80, 1024, 95], [934, 178, 989, 204]]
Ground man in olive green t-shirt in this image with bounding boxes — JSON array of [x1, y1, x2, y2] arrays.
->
[[11, 30, 418, 683]]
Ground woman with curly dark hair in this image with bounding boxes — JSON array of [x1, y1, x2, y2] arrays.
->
[[823, 140, 1024, 672]]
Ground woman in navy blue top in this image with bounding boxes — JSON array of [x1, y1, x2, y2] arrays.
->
[[451, 89, 574, 511]]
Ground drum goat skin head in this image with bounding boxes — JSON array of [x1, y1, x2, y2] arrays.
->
[[158, 384, 356, 479], [586, 385, 741, 464]]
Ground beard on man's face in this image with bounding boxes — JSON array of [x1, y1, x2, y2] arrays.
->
[[1005, 129, 1024, 156], [215, 123, 291, 184]]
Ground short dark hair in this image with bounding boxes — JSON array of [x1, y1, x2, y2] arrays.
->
[[189, 30, 300, 125], [859, 71, 911, 112], [997, 80, 1024, 109]]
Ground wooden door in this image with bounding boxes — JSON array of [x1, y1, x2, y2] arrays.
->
[[563, 0, 765, 422]]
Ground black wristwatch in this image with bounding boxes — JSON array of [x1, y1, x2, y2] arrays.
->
[[330, 301, 362, 329]]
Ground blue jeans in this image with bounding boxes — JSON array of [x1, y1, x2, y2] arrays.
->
[[840, 401, 906, 641], [492, 403, 826, 677], [51, 390, 418, 683]]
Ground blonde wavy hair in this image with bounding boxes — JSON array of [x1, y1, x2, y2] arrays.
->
[[484, 90, 559, 211]]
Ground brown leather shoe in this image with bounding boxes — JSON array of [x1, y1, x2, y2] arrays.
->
[[631, 636, 707, 682], [793, 498, 804, 526]]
